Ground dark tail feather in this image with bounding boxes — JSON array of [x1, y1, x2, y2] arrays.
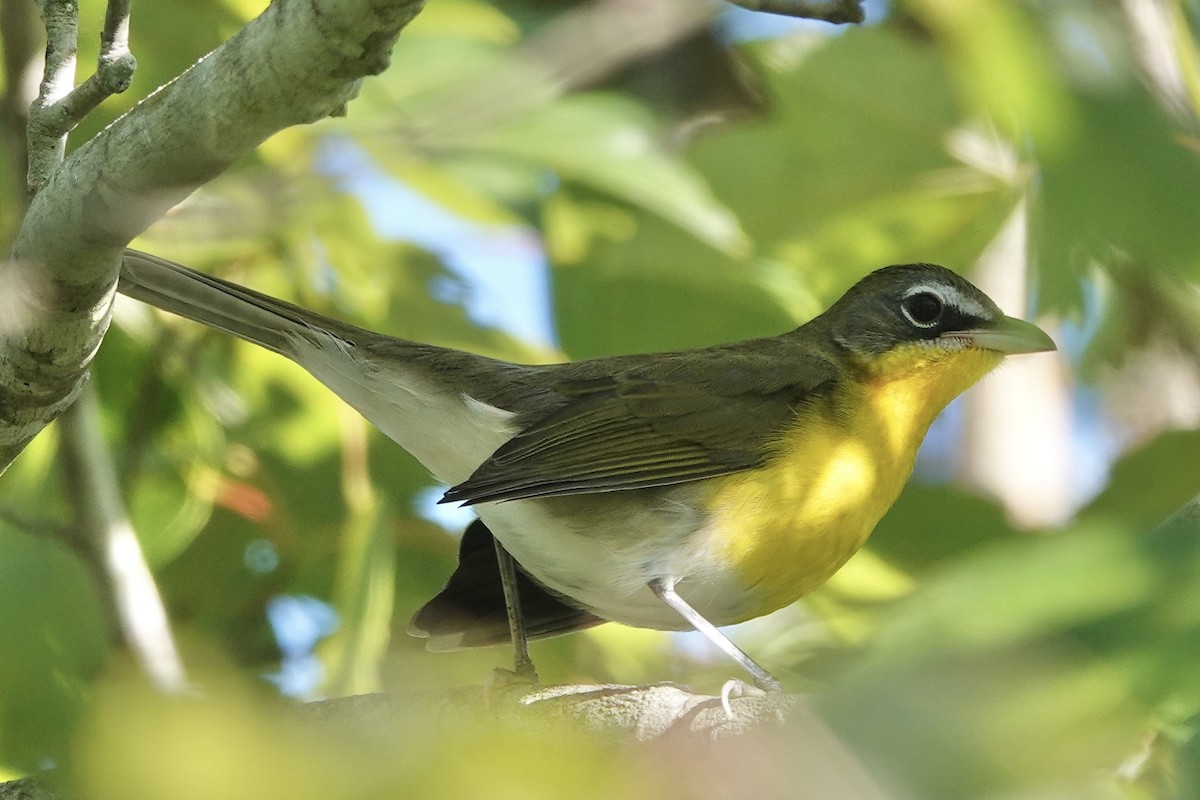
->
[[118, 249, 373, 355], [409, 519, 603, 649]]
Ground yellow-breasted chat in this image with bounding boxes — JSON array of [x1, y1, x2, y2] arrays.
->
[[118, 251, 1055, 691]]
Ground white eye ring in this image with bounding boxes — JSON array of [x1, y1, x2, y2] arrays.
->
[[901, 288, 946, 328]]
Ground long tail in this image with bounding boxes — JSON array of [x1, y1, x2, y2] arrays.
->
[[118, 249, 369, 354], [119, 249, 523, 484]]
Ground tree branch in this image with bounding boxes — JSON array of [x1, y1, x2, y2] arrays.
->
[[25, 0, 138, 189], [99, 0, 134, 76], [0, 0, 427, 474], [0, 774, 58, 800], [5, 0, 188, 695], [45, 0, 136, 142], [64, 0, 136, 118], [0, 684, 813, 800], [24, 0, 79, 192], [58, 383, 188, 692], [303, 683, 798, 741]]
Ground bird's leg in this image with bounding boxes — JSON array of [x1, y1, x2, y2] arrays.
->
[[494, 538, 539, 682], [649, 577, 783, 693]]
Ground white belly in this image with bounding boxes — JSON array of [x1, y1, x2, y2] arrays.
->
[[476, 488, 751, 630]]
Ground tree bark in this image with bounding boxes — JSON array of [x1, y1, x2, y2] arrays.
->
[[0, 0, 426, 473]]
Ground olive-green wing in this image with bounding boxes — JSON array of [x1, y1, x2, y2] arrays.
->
[[441, 345, 838, 505]]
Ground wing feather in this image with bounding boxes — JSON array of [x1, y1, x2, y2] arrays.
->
[[442, 343, 839, 505]]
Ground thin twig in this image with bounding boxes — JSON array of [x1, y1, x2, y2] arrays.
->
[[26, 0, 136, 193], [58, 384, 189, 693], [26, 0, 78, 191], [101, 0, 133, 63], [723, 0, 864, 23], [76, 0, 137, 100]]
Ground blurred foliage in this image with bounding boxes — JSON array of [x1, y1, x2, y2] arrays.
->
[[3, 0, 1200, 797]]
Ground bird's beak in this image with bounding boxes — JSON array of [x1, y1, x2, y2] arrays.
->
[[948, 315, 1056, 354]]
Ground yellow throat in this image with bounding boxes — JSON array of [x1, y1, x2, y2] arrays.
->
[[706, 344, 1004, 620]]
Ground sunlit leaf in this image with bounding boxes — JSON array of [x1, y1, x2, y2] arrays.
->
[[485, 93, 749, 256], [908, 0, 1074, 146]]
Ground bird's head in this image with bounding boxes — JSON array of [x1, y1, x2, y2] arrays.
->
[[816, 263, 1055, 363], [807, 264, 1056, 430]]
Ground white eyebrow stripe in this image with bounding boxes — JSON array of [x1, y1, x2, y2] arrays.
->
[[903, 283, 989, 318]]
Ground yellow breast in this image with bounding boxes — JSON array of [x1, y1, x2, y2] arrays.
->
[[705, 345, 1003, 621]]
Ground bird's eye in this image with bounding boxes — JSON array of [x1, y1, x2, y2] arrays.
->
[[902, 291, 944, 328]]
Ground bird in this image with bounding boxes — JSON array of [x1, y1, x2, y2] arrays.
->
[[118, 249, 1055, 691]]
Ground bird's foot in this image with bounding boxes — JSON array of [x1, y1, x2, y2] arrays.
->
[[719, 676, 784, 719], [486, 659, 540, 694]]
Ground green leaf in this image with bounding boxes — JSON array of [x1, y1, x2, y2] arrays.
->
[[0, 527, 107, 771], [1038, 88, 1200, 303], [1080, 430, 1200, 534], [552, 210, 797, 358], [484, 93, 749, 256]]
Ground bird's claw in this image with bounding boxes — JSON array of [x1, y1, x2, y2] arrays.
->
[[486, 661, 540, 692], [719, 678, 768, 719]]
